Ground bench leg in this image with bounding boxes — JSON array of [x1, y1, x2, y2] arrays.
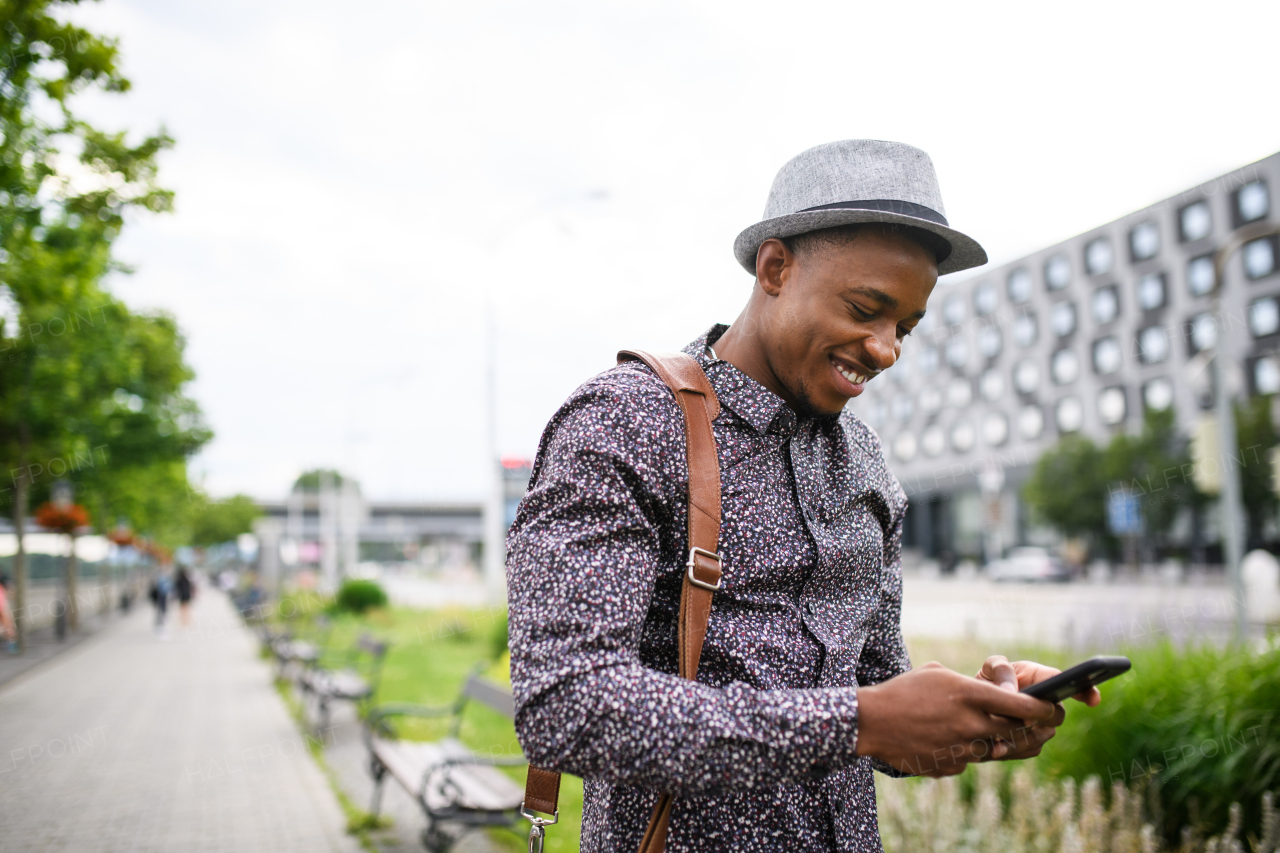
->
[[317, 696, 331, 737], [368, 757, 386, 818]]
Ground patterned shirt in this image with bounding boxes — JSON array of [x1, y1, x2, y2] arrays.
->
[[506, 324, 911, 852]]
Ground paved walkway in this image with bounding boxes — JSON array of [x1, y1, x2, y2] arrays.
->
[[0, 585, 360, 853]]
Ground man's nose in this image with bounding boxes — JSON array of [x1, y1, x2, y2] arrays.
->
[[865, 329, 898, 371]]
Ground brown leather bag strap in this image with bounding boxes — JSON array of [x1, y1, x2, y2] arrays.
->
[[521, 349, 722, 853]]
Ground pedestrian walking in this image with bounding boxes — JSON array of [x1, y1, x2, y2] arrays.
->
[[174, 566, 195, 627], [149, 571, 171, 637], [506, 141, 1102, 852]]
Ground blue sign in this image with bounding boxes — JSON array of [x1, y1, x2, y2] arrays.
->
[[1107, 490, 1143, 536]]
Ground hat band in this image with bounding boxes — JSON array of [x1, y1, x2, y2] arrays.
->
[[799, 199, 948, 227]]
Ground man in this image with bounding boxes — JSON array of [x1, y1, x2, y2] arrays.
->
[[506, 140, 1099, 852]]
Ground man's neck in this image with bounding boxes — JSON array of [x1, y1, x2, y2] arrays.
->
[[711, 312, 797, 411]]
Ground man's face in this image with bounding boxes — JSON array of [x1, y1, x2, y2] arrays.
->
[[761, 228, 937, 417]]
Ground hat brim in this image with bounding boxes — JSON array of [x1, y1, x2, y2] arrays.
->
[[734, 209, 988, 277]]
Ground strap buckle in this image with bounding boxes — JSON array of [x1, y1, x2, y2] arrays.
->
[[520, 804, 560, 827], [686, 547, 723, 591], [521, 804, 559, 852]]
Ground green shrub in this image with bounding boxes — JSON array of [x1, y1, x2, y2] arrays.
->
[[334, 579, 388, 614], [1037, 640, 1280, 843], [489, 610, 509, 661]]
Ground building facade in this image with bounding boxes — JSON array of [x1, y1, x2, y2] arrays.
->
[[847, 152, 1280, 565]]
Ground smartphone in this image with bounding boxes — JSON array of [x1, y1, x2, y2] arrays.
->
[[1020, 655, 1131, 703]]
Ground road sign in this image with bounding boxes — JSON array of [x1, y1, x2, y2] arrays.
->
[[1107, 490, 1143, 536]]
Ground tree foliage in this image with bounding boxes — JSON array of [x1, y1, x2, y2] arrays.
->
[[189, 494, 261, 548], [0, 1, 207, 557]]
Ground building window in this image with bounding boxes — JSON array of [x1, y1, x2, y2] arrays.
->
[[1235, 180, 1269, 226], [1007, 268, 1032, 304], [918, 384, 942, 415], [1092, 336, 1122, 374], [1143, 377, 1174, 411], [893, 432, 917, 462], [1051, 348, 1080, 385], [943, 293, 966, 326], [1187, 254, 1215, 297], [1055, 396, 1084, 432], [1013, 359, 1041, 393], [1137, 325, 1169, 363], [1050, 301, 1077, 337], [977, 324, 1002, 359], [921, 425, 946, 457], [1045, 253, 1071, 290], [945, 336, 968, 369], [1243, 236, 1278, 280], [1180, 200, 1212, 242], [1137, 272, 1166, 310], [973, 282, 998, 316], [1018, 404, 1045, 439], [1091, 285, 1120, 324], [950, 419, 976, 453], [1255, 356, 1280, 395], [1249, 297, 1280, 338], [1098, 387, 1127, 425], [892, 394, 914, 422], [979, 368, 1005, 402], [1085, 236, 1114, 276], [918, 345, 939, 375], [982, 411, 1009, 446], [1188, 312, 1218, 353], [1013, 312, 1038, 347], [947, 377, 973, 408], [1130, 221, 1160, 261]]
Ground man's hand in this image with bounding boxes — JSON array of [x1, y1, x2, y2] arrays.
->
[[973, 655, 1102, 762], [855, 662, 1059, 777]]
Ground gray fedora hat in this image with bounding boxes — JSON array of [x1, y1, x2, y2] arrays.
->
[[734, 139, 987, 276]]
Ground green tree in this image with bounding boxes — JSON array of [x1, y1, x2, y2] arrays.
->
[[293, 468, 351, 491], [1023, 434, 1110, 546], [0, 1, 201, 646], [1234, 395, 1278, 547], [1102, 407, 1196, 548], [189, 495, 262, 548]]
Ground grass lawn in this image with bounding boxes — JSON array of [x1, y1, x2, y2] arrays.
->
[[299, 599, 1091, 853], [300, 603, 583, 853]]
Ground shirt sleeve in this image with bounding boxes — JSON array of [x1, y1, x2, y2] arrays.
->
[[506, 372, 864, 796], [855, 478, 914, 777]]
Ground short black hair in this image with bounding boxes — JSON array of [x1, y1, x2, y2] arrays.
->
[[779, 222, 951, 267]]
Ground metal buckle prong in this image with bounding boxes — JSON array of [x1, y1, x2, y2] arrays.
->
[[686, 547, 723, 591]]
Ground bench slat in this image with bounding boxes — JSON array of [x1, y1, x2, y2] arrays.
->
[[462, 676, 515, 719], [372, 737, 523, 812]]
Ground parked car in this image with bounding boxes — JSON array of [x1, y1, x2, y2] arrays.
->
[[986, 547, 1071, 583]]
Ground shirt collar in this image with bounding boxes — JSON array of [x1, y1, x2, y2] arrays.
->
[[682, 324, 796, 436]]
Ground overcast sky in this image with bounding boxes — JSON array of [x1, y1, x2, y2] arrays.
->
[[68, 0, 1280, 502]]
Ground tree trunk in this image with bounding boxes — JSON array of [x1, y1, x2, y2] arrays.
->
[[66, 533, 78, 632], [12, 461, 27, 652]]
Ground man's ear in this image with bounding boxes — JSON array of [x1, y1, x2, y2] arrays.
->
[[755, 239, 793, 297]]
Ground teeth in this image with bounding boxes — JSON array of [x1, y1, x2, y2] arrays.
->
[[837, 366, 866, 385]]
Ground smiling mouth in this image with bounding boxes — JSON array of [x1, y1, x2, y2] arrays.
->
[[832, 356, 874, 387]]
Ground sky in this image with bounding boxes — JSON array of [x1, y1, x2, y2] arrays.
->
[[64, 0, 1280, 502]]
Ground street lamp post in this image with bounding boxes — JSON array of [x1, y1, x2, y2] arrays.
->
[[1212, 219, 1280, 643]]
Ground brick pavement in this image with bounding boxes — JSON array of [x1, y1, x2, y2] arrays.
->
[[0, 583, 360, 853]]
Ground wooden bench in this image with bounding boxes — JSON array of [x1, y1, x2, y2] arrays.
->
[[364, 671, 528, 853], [270, 615, 333, 681], [299, 633, 388, 733]]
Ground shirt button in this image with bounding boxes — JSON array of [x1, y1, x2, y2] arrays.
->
[[833, 800, 845, 816], [805, 601, 816, 615]]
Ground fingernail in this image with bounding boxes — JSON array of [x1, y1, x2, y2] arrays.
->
[[993, 741, 1007, 758]]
